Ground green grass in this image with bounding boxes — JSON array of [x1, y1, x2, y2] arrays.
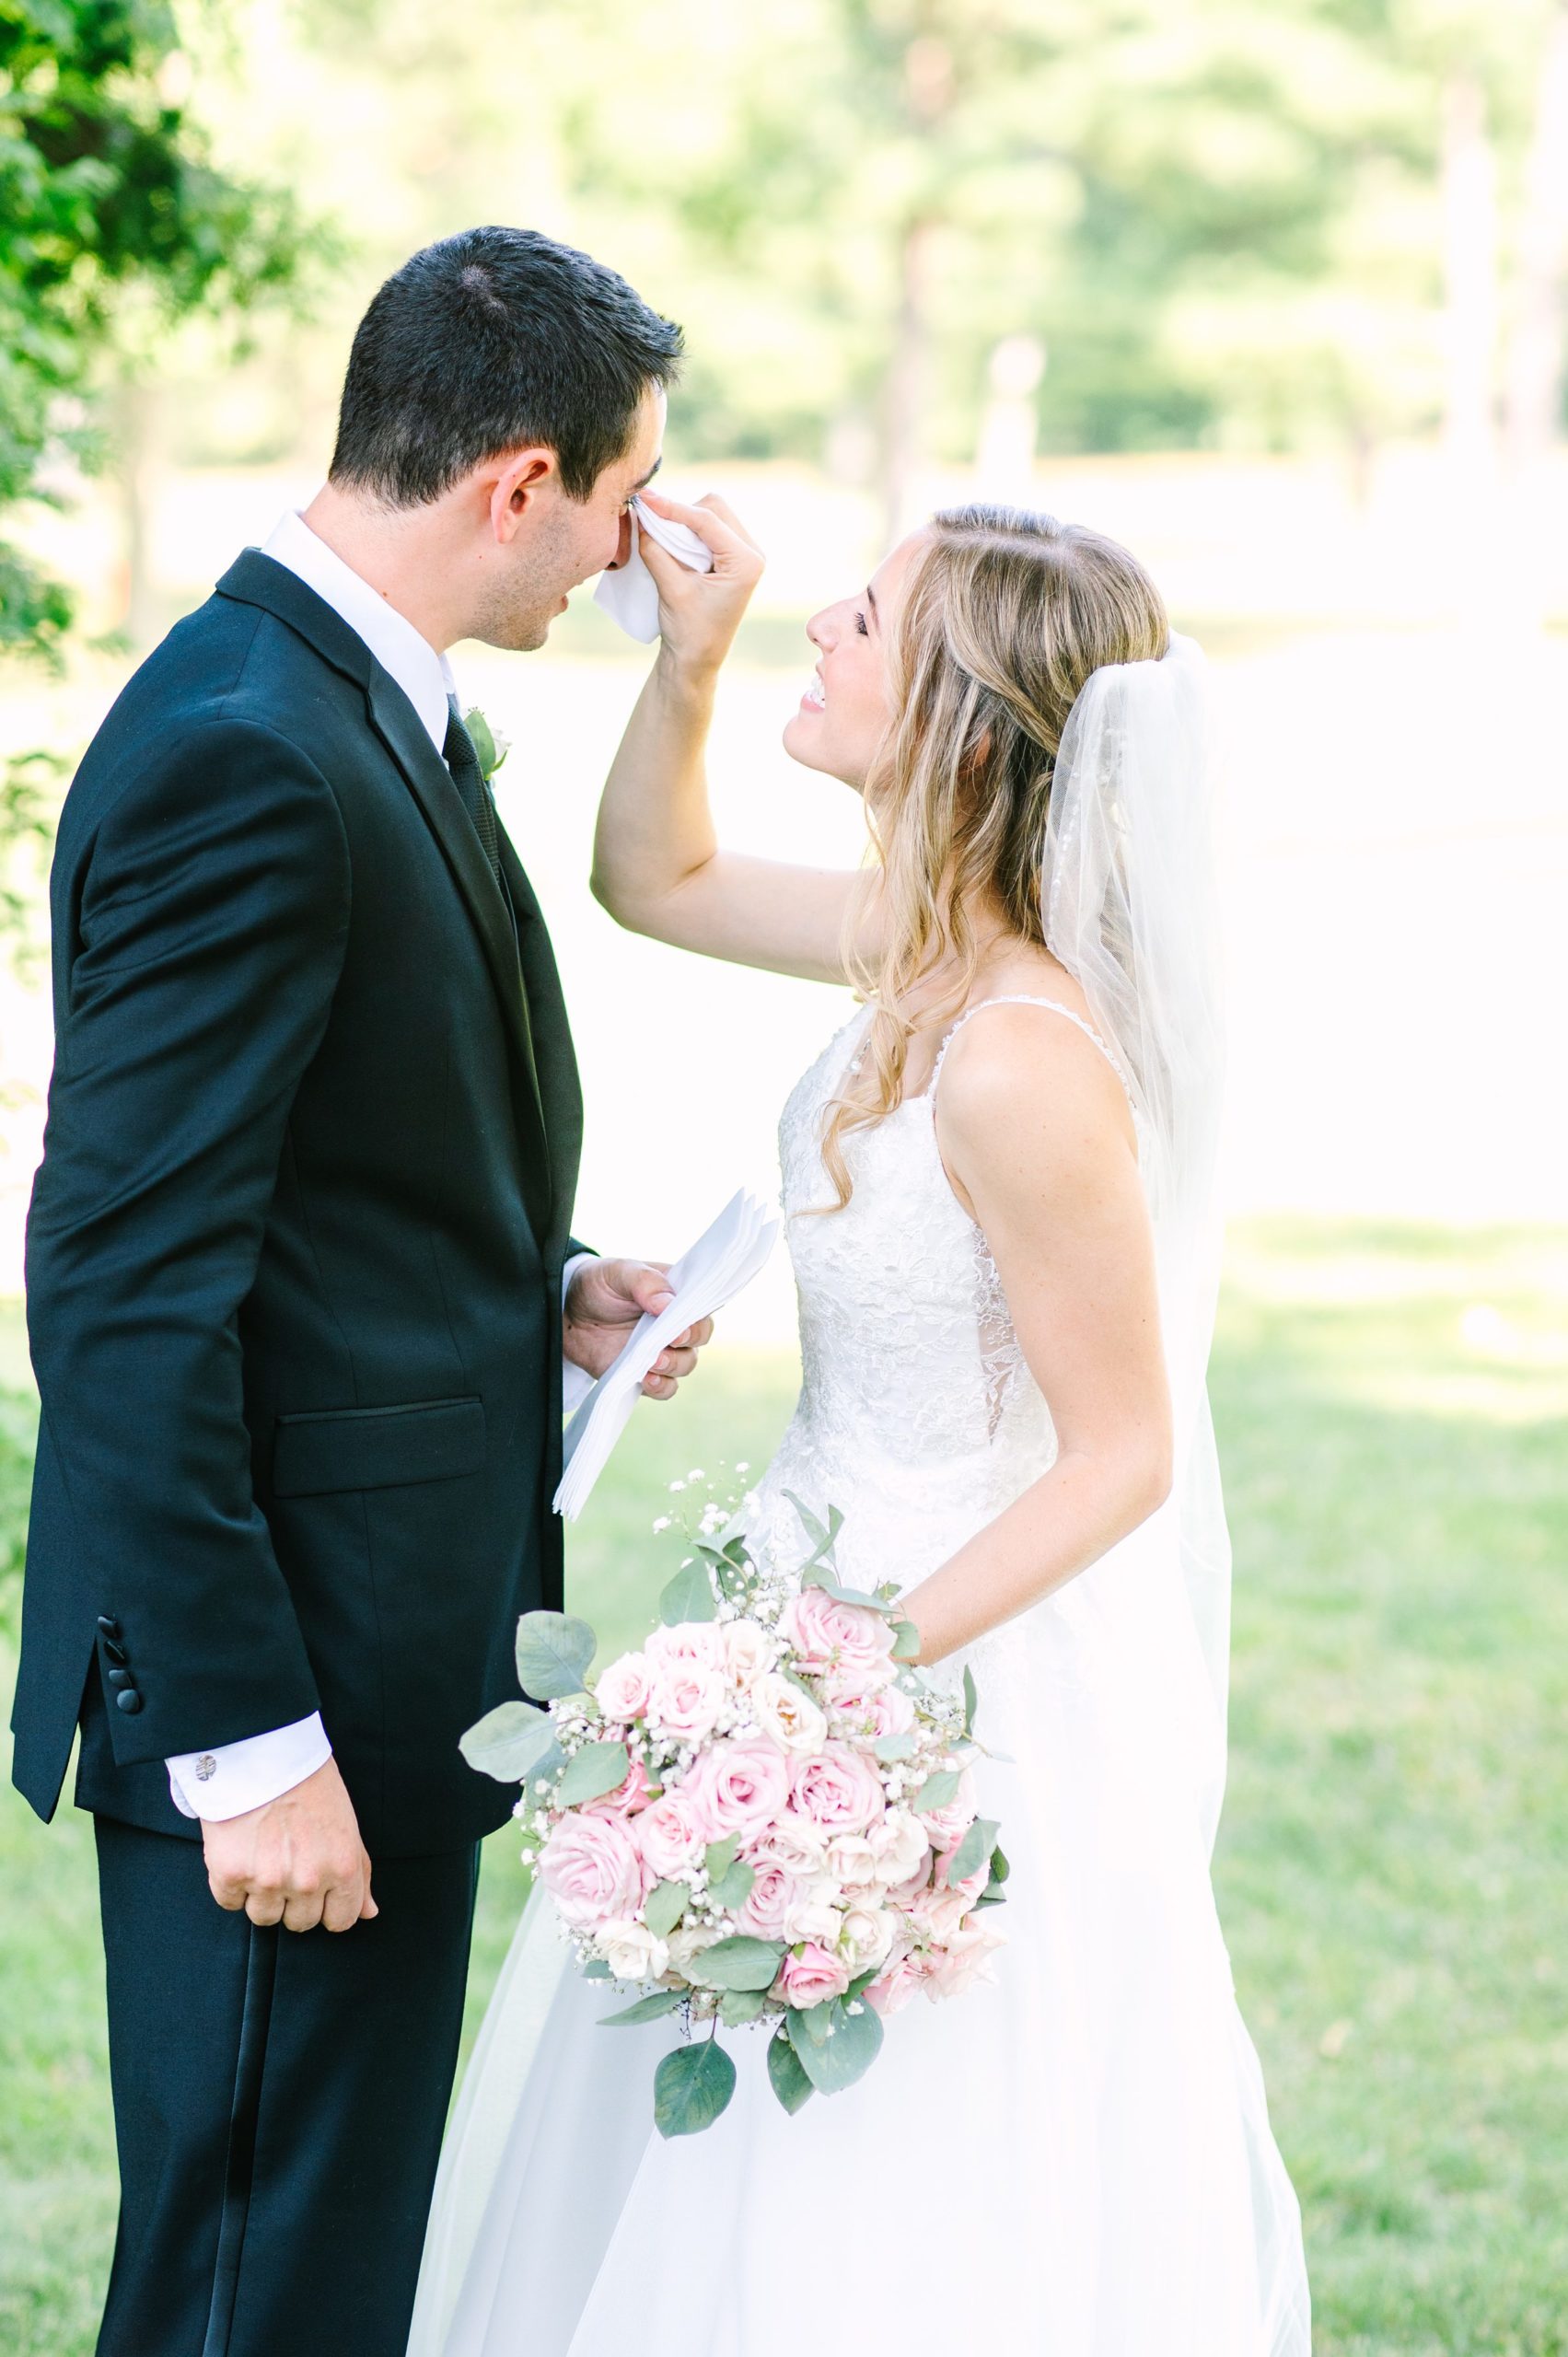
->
[[3, 1225, 1565, 2354]]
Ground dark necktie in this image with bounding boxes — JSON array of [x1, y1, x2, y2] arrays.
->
[[443, 700, 503, 885]]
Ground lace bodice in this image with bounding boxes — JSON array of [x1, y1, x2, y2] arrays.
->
[[743, 995, 1133, 1603]]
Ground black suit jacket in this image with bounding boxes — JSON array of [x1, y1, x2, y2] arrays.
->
[[11, 552, 586, 1856]]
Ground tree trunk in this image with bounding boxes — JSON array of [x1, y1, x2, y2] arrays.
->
[[1440, 71, 1499, 493], [1504, 3, 1568, 476], [881, 215, 937, 544]]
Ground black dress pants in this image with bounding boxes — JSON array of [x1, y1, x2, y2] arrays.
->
[[93, 1816, 481, 2357]]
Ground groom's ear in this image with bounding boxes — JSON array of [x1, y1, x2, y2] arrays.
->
[[487, 448, 558, 542]]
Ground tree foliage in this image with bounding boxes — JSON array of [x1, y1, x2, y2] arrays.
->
[[0, 0, 320, 666]]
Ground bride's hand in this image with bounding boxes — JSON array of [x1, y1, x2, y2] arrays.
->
[[635, 487, 763, 677]]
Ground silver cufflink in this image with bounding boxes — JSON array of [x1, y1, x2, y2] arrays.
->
[[195, 1756, 217, 1782]]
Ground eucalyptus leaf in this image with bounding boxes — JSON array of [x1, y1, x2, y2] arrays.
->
[[458, 1700, 561, 1783], [598, 1989, 684, 2027], [947, 1814, 1000, 1887], [643, 1878, 690, 1940], [791, 1997, 835, 2047], [465, 707, 500, 775], [873, 1732, 918, 1762], [844, 1965, 881, 2001], [972, 1887, 1007, 1909], [654, 2038, 737, 2138], [784, 1490, 828, 1550], [708, 1860, 756, 1910], [703, 1833, 741, 1877], [718, 1987, 768, 2026], [913, 1767, 961, 1813], [515, 1610, 597, 1700], [962, 1663, 979, 1737], [789, 1996, 884, 2096], [800, 1566, 886, 1610], [689, 1935, 785, 1992], [721, 1537, 751, 1568], [990, 1842, 1011, 1885], [891, 1619, 923, 1661], [767, 2026, 816, 2114], [582, 1958, 613, 1980], [658, 1556, 718, 1625], [554, 1738, 630, 1808]]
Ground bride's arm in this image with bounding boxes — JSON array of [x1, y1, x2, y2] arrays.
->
[[591, 490, 881, 985], [901, 1007, 1175, 1664]]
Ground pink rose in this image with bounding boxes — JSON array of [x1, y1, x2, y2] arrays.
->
[[680, 1738, 792, 1840], [537, 1812, 645, 1931], [914, 1763, 978, 1853], [780, 1587, 897, 1678], [743, 1808, 829, 1876], [595, 1650, 653, 1721], [645, 1621, 727, 1673], [778, 1941, 851, 2009], [634, 1789, 711, 1879], [911, 1879, 970, 1943], [738, 1862, 808, 1942], [645, 1662, 727, 1745], [584, 1756, 655, 1818], [789, 1741, 886, 1836], [865, 1948, 935, 2018], [925, 1920, 1005, 2001], [826, 1677, 912, 1736]]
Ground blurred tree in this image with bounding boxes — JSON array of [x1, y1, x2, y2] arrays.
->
[[0, 0, 324, 944]]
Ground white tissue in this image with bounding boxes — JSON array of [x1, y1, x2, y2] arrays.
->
[[553, 1188, 781, 1520], [594, 493, 714, 643]]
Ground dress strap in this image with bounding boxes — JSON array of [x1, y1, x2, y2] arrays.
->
[[925, 994, 1136, 1109]]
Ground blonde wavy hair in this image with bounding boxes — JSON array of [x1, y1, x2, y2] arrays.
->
[[819, 504, 1168, 1211]]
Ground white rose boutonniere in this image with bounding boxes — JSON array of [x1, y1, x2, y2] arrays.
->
[[464, 706, 510, 784]]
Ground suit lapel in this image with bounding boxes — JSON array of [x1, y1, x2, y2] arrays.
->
[[215, 552, 561, 1250], [500, 840, 583, 1266]]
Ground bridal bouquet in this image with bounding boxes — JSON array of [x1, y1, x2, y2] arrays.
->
[[461, 1494, 1007, 2137]]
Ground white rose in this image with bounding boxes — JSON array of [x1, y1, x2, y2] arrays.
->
[[750, 1670, 829, 1756], [824, 1833, 882, 1889], [866, 1806, 929, 1885], [783, 1875, 844, 1945], [598, 1919, 670, 1984], [666, 1922, 725, 1979], [722, 1618, 772, 1692], [838, 1903, 897, 1975]]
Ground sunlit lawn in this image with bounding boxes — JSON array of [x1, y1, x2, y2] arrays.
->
[[2, 1224, 1565, 2355]]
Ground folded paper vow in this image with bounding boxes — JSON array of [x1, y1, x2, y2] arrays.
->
[[553, 1188, 782, 1521]]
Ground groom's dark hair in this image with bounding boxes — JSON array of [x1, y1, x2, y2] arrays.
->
[[330, 226, 683, 506]]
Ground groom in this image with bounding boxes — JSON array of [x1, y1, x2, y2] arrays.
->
[[10, 227, 709, 2356]]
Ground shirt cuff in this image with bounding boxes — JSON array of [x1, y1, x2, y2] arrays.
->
[[165, 1713, 332, 1823], [562, 1251, 598, 1418]]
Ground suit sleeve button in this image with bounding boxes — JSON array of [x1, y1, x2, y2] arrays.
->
[[114, 1689, 144, 1715], [97, 1615, 122, 1638], [106, 1666, 132, 1689]]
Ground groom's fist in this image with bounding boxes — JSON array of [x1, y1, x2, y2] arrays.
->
[[563, 1257, 714, 1399], [203, 1757, 377, 1934]]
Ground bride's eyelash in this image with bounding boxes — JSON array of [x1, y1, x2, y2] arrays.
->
[[854, 610, 869, 637]]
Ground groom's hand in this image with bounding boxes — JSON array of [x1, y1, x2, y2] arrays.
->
[[203, 1756, 377, 1933], [563, 1258, 714, 1400]]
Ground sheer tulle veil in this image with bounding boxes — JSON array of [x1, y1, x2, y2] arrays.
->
[[1042, 629, 1232, 1850]]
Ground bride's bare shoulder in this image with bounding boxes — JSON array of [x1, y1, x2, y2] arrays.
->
[[934, 976, 1137, 1167]]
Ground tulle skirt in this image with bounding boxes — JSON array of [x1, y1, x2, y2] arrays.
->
[[408, 1515, 1309, 2356]]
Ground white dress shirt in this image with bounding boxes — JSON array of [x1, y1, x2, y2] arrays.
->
[[166, 510, 593, 1822]]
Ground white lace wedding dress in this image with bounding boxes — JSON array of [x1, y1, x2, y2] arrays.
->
[[408, 996, 1311, 2357]]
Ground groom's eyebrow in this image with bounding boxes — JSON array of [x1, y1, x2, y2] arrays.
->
[[633, 456, 664, 491]]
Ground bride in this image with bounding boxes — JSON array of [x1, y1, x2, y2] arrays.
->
[[408, 493, 1311, 2354]]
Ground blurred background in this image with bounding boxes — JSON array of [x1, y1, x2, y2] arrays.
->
[[2, 4, 1566, 2351]]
